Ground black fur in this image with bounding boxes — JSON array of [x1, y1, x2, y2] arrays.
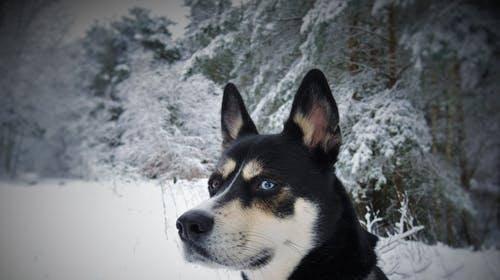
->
[[287, 177, 386, 280]]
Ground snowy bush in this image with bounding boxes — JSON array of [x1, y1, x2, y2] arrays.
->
[[336, 92, 431, 201]]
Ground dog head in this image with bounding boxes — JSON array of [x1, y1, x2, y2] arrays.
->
[[176, 69, 342, 272]]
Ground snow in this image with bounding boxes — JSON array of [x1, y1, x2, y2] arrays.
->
[[0, 178, 237, 280], [371, 0, 393, 16], [0, 178, 498, 280], [380, 241, 500, 280]]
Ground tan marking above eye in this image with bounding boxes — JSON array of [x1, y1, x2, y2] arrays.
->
[[218, 158, 237, 179], [242, 159, 263, 181]]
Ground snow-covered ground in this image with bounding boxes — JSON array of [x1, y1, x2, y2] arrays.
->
[[0, 179, 498, 280]]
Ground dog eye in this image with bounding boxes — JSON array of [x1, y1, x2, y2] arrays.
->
[[208, 175, 223, 197], [259, 180, 276, 191]]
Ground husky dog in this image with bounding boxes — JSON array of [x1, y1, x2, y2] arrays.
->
[[176, 69, 388, 280]]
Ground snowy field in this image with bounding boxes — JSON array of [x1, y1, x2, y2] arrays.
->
[[0, 178, 498, 280]]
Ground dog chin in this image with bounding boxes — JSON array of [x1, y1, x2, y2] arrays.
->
[[181, 243, 215, 266], [181, 242, 274, 270]]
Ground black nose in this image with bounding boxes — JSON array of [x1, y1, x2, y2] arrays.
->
[[176, 210, 214, 241]]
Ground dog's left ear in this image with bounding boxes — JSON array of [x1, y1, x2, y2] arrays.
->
[[221, 83, 258, 148], [283, 69, 342, 165]]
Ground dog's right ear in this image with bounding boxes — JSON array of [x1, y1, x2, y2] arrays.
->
[[282, 69, 342, 165], [221, 83, 258, 148]]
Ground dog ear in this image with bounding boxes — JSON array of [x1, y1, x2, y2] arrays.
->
[[282, 69, 342, 165], [221, 83, 258, 148]]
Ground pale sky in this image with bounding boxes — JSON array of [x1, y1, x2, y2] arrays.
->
[[63, 0, 189, 40]]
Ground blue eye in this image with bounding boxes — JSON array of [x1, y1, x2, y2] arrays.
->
[[259, 180, 276, 191]]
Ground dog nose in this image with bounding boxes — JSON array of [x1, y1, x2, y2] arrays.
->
[[176, 210, 214, 241]]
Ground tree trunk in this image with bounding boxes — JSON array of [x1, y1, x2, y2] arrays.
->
[[446, 203, 455, 245], [430, 104, 439, 154], [347, 12, 360, 75], [445, 87, 455, 162], [452, 62, 470, 190], [445, 108, 454, 161], [386, 3, 398, 88]]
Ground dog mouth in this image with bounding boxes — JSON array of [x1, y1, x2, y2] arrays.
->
[[181, 240, 274, 269]]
